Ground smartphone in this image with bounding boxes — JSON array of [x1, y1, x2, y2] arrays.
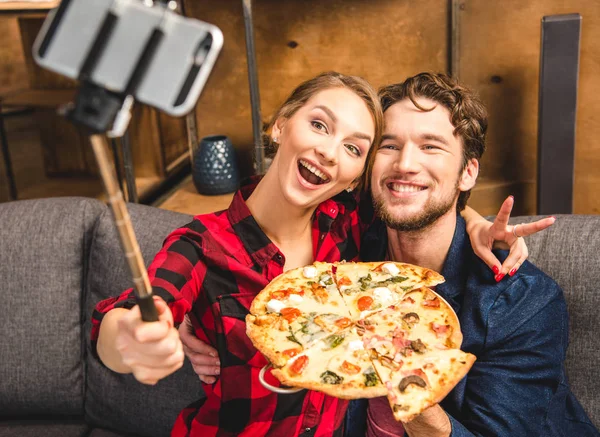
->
[[32, 0, 223, 117]]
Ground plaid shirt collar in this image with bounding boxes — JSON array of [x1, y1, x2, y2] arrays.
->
[[228, 176, 354, 269]]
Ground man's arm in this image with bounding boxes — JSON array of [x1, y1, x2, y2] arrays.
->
[[179, 314, 221, 384]]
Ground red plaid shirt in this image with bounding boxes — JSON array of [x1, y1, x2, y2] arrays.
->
[[91, 179, 364, 437]]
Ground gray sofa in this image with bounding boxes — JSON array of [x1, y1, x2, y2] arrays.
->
[[0, 197, 599, 436]]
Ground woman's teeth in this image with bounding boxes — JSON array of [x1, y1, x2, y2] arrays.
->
[[389, 183, 425, 193], [299, 160, 330, 183]]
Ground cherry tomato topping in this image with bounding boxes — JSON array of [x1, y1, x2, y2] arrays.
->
[[357, 296, 374, 311], [290, 355, 309, 375]]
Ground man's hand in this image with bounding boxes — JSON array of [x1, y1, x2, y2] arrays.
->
[[466, 196, 555, 280], [179, 314, 220, 384], [114, 296, 184, 385], [403, 405, 451, 437]]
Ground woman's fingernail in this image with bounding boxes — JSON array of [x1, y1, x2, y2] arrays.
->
[[492, 265, 500, 275], [209, 352, 216, 357], [215, 360, 220, 366], [215, 368, 221, 375], [509, 268, 517, 276], [495, 273, 505, 282]]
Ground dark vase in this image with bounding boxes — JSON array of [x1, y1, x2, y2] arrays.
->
[[192, 135, 240, 195]]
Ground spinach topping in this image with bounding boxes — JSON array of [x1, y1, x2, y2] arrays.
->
[[364, 370, 380, 387], [320, 370, 344, 385], [286, 327, 302, 346], [323, 334, 345, 349], [299, 321, 309, 334], [359, 274, 372, 290], [319, 274, 334, 286]]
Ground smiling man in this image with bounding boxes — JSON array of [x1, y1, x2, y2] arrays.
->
[[350, 73, 598, 437]]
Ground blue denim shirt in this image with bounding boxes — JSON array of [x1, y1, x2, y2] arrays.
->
[[345, 215, 598, 437]]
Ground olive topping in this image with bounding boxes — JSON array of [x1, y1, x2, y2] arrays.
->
[[320, 370, 344, 385], [398, 375, 427, 392]]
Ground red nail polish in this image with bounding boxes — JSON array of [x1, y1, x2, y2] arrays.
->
[[495, 273, 505, 282], [492, 265, 500, 275], [509, 268, 517, 276]]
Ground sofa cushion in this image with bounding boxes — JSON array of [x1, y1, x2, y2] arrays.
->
[[512, 215, 600, 427], [0, 197, 105, 418], [0, 419, 88, 437], [85, 203, 203, 437]]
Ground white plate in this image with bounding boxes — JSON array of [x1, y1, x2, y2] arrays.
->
[[259, 364, 304, 394]]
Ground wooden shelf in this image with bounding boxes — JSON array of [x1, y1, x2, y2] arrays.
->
[[157, 177, 234, 216], [1, 88, 76, 108], [470, 178, 536, 217], [0, 1, 59, 12]]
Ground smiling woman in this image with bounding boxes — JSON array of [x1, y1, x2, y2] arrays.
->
[[92, 72, 386, 437]]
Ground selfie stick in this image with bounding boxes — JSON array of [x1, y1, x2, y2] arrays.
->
[[33, 0, 223, 321]]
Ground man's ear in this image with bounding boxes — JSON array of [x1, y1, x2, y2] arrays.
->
[[458, 158, 479, 192]]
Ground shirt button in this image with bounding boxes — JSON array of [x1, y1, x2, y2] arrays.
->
[[305, 428, 311, 433], [275, 254, 283, 262]]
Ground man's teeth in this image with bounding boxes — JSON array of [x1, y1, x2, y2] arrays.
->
[[389, 183, 424, 193], [299, 160, 329, 182]]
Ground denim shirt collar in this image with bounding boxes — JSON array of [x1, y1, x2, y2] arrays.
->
[[437, 214, 471, 299], [361, 213, 472, 300]]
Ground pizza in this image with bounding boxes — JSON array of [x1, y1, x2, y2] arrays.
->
[[246, 261, 476, 422]]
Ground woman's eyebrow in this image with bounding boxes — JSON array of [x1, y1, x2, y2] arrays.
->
[[313, 105, 338, 123], [313, 105, 372, 142]]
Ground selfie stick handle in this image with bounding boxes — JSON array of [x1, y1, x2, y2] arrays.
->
[[89, 133, 159, 322]]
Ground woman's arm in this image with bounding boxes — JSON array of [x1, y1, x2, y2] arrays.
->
[[96, 297, 184, 385], [462, 196, 555, 279]]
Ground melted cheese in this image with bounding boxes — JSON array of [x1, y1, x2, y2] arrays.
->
[[288, 294, 304, 304], [303, 266, 318, 278], [266, 299, 286, 313], [382, 263, 400, 276]]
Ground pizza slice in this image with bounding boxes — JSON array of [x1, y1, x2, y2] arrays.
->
[[359, 287, 463, 364], [246, 311, 353, 367], [250, 262, 349, 318], [270, 326, 388, 399], [372, 348, 476, 422], [333, 261, 444, 318]]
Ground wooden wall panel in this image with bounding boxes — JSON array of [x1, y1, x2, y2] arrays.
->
[[17, 17, 78, 89], [0, 18, 28, 94], [185, 0, 448, 178], [459, 0, 600, 214]]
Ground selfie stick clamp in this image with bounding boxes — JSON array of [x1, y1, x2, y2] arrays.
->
[[33, 0, 223, 321]]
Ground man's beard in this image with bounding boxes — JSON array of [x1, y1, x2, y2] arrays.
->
[[372, 182, 459, 232]]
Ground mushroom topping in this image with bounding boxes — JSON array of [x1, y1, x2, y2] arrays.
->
[[398, 375, 428, 392], [402, 312, 420, 327], [410, 339, 427, 354]]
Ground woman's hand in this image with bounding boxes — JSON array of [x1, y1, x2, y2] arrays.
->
[[114, 296, 185, 385], [466, 196, 555, 281]]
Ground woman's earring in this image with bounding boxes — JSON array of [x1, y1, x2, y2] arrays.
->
[[345, 187, 354, 193], [273, 137, 279, 144]]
